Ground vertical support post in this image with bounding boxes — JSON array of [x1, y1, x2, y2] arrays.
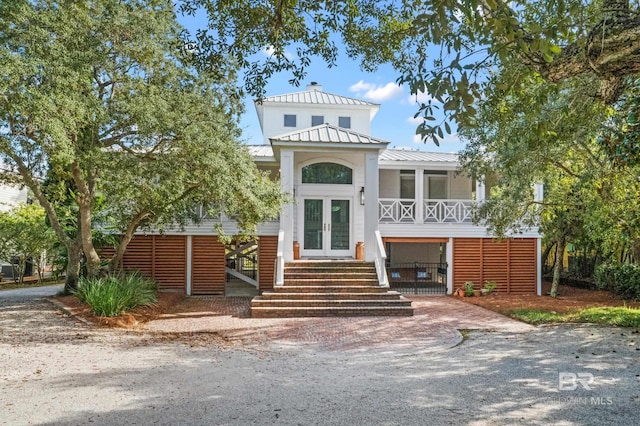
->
[[364, 151, 380, 261], [536, 238, 542, 296], [186, 235, 192, 296], [446, 237, 453, 294], [534, 182, 544, 296], [280, 149, 295, 261], [415, 169, 424, 223], [476, 175, 486, 202]]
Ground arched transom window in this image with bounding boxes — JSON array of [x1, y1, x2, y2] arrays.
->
[[301, 162, 353, 184]]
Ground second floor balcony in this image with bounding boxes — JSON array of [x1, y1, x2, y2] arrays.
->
[[379, 198, 477, 224]]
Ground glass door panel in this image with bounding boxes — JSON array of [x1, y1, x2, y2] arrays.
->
[[330, 200, 350, 250], [304, 199, 323, 250]]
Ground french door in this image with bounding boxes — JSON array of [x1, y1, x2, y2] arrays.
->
[[302, 198, 351, 257]]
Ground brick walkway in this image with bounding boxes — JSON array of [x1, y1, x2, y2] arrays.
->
[[143, 296, 534, 355]]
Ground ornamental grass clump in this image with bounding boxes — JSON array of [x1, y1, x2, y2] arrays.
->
[[74, 272, 157, 317]]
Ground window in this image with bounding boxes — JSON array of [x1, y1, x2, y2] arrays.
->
[[302, 162, 353, 184], [284, 114, 296, 127], [427, 176, 448, 199], [311, 115, 324, 126], [400, 170, 415, 199], [338, 116, 351, 129]]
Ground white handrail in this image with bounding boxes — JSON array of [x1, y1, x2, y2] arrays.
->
[[275, 229, 285, 286], [374, 230, 389, 288], [378, 198, 477, 224]]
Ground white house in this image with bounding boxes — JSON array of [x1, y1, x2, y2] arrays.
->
[[114, 83, 542, 315]]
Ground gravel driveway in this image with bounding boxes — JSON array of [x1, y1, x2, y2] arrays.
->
[[1, 290, 639, 425]]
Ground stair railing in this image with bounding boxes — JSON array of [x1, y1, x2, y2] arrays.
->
[[274, 229, 285, 286], [374, 230, 389, 288]]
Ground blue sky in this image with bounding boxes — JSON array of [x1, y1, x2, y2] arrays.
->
[[179, 12, 465, 154]]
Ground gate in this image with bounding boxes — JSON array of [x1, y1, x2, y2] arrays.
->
[[387, 262, 448, 295]]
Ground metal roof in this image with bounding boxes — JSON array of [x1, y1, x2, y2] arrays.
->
[[380, 149, 459, 163], [270, 124, 389, 145], [259, 89, 378, 106], [247, 144, 459, 164], [246, 145, 274, 158]]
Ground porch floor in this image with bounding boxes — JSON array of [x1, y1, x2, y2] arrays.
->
[[225, 279, 259, 297]]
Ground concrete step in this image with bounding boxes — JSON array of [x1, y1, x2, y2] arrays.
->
[[260, 291, 404, 300], [251, 306, 414, 318]]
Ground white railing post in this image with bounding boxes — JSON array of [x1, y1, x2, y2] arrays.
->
[[374, 230, 389, 288], [274, 229, 285, 286]]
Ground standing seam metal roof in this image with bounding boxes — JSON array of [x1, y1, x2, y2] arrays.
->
[[269, 124, 389, 145], [379, 149, 459, 162], [247, 145, 459, 163], [259, 89, 379, 106]]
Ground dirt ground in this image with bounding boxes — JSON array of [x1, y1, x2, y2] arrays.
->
[[56, 280, 640, 328]]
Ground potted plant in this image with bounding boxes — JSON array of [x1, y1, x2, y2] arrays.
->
[[464, 281, 475, 297], [481, 280, 497, 295]]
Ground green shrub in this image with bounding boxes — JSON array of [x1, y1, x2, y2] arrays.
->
[[594, 262, 640, 301], [74, 272, 157, 317]]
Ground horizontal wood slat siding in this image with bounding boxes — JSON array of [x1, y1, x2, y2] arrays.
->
[[453, 238, 537, 294], [258, 236, 278, 292], [191, 236, 225, 295], [121, 236, 154, 277], [100, 236, 186, 292], [153, 235, 186, 291], [452, 238, 482, 287]]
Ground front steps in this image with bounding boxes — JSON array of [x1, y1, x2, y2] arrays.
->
[[251, 261, 413, 317]]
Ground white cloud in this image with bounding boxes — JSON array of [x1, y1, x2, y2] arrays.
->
[[412, 134, 424, 144], [407, 116, 423, 125], [350, 80, 403, 102], [407, 90, 434, 105], [349, 80, 374, 92], [262, 45, 294, 60]]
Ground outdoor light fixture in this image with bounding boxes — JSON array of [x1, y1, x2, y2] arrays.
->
[[360, 187, 365, 205]]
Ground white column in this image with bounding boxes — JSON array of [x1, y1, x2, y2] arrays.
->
[[476, 175, 486, 201], [536, 238, 542, 296], [186, 235, 192, 296], [415, 169, 424, 224], [364, 151, 380, 261], [446, 237, 453, 294], [280, 150, 295, 261], [533, 182, 544, 202], [534, 182, 543, 296]]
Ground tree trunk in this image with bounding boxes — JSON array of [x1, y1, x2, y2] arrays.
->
[[541, 242, 555, 272], [110, 211, 151, 274], [550, 238, 566, 297], [77, 198, 101, 277], [63, 242, 83, 295]]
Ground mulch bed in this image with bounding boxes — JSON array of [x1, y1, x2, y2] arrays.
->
[[459, 281, 640, 315], [56, 292, 186, 328]]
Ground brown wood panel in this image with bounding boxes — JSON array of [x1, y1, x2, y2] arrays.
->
[[121, 236, 154, 278], [508, 238, 537, 293], [453, 238, 538, 293], [153, 235, 186, 291], [452, 238, 482, 289], [191, 236, 225, 295], [258, 236, 278, 292]]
